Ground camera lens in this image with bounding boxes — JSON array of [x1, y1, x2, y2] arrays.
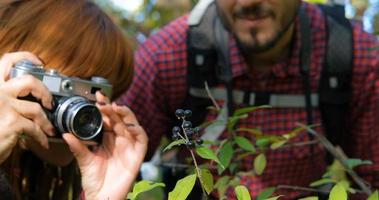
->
[[71, 105, 102, 139], [54, 96, 103, 140]]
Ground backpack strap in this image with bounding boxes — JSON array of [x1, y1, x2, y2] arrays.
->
[[300, 4, 353, 149], [186, 1, 234, 127], [319, 5, 353, 148]]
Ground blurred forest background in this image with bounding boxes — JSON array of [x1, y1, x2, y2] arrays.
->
[[92, 0, 378, 50], [94, 0, 198, 49]]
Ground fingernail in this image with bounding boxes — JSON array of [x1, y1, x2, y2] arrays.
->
[[125, 123, 135, 127], [49, 127, 56, 136], [98, 101, 106, 106]]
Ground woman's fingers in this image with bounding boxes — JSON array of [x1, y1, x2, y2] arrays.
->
[[1, 75, 53, 109], [0, 52, 42, 83], [112, 103, 139, 125], [125, 125, 148, 147], [12, 99, 54, 136], [95, 91, 110, 105], [16, 116, 49, 149], [62, 133, 93, 167]]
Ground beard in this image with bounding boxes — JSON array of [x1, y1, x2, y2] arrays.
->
[[216, 2, 299, 54], [236, 18, 295, 53]]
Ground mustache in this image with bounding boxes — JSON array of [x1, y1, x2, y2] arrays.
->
[[234, 5, 274, 19]]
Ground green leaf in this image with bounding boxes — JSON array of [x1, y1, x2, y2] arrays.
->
[[229, 163, 238, 174], [233, 105, 271, 117], [368, 190, 379, 200], [127, 180, 165, 200], [257, 187, 276, 200], [168, 174, 197, 200], [199, 169, 214, 195], [229, 176, 241, 188], [218, 141, 234, 173], [270, 140, 287, 150], [236, 128, 263, 136], [163, 139, 186, 152], [309, 178, 335, 187], [235, 185, 251, 200], [227, 114, 248, 131], [214, 176, 230, 189], [328, 182, 347, 200], [196, 147, 224, 169], [235, 136, 255, 152], [265, 195, 283, 200], [256, 137, 272, 148], [298, 197, 318, 200], [254, 153, 267, 175], [345, 158, 372, 169], [283, 126, 309, 139]]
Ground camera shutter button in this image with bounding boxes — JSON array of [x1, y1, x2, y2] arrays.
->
[[91, 76, 109, 84], [47, 69, 58, 75]]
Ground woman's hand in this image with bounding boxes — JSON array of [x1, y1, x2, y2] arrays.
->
[[63, 92, 148, 200], [0, 52, 54, 164]]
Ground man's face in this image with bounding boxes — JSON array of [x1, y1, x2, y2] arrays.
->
[[216, 0, 300, 52]]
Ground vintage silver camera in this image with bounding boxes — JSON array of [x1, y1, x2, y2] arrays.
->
[[11, 60, 112, 142]]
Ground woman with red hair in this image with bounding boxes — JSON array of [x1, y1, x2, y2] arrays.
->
[[0, 0, 147, 199]]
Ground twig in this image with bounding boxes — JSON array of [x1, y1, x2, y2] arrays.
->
[[189, 149, 208, 200], [277, 185, 329, 194], [204, 81, 220, 111], [277, 185, 365, 195], [297, 123, 372, 196]]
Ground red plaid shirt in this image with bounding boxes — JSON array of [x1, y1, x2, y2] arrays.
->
[[118, 2, 379, 199]]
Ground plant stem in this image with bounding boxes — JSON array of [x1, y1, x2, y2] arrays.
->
[[277, 185, 330, 194], [189, 149, 208, 200], [204, 81, 220, 111], [298, 123, 372, 196]]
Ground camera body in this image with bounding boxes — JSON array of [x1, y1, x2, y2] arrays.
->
[[11, 60, 112, 142]]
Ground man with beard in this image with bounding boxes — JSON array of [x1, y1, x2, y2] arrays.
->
[[119, 0, 379, 199]]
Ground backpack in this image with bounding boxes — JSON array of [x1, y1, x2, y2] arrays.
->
[[185, 1, 353, 149]]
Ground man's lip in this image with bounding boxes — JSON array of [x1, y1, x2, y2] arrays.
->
[[236, 15, 270, 26], [237, 14, 270, 21]]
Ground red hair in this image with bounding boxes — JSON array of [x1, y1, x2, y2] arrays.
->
[[0, 0, 133, 99]]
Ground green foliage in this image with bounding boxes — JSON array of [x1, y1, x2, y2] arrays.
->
[[159, 105, 375, 200], [298, 197, 319, 200], [214, 176, 230, 199], [257, 187, 276, 200], [199, 169, 214, 195], [345, 158, 372, 170], [368, 190, 379, 200], [235, 136, 256, 152], [218, 141, 234, 173], [127, 180, 165, 200], [235, 185, 251, 200], [310, 178, 336, 187], [265, 196, 283, 200], [270, 140, 287, 150], [254, 153, 267, 175], [168, 174, 197, 200], [163, 139, 186, 152], [237, 128, 263, 136], [233, 105, 271, 117], [328, 182, 347, 200], [196, 146, 224, 169]]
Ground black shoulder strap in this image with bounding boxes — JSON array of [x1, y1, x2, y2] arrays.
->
[[319, 5, 354, 148], [300, 4, 353, 148]]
